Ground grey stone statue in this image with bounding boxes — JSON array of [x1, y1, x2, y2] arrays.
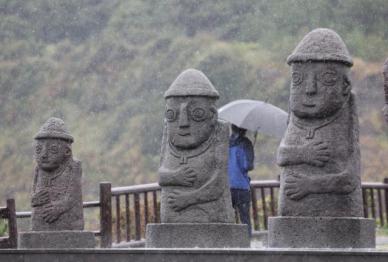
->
[[18, 118, 95, 248], [159, 68, 234, 223], [268, 28, 375, 248], [31, 117, 83, 231], [146, 69, 249, 248]]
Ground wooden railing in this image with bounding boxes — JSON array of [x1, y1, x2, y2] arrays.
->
[[250, 180, 279, 230], [0, 199, 17, 248], [362, 178, 388, 227], [12, 178, 388, 248]]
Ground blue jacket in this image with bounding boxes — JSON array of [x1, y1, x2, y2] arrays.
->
[[228, 134, 254, 190]]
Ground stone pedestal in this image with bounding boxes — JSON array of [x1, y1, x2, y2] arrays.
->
[[268, 216, 375, 248], [18, 231, 96, 248], [145, 223, 250, 248]]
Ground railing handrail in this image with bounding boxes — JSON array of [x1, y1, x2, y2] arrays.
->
[[250, 180, 279, 187], [15, 211, 31, 218], [16, 200, 102, 218], [13, 180, 388, 219], [111, 182, 160, 195], [362, 182, 388, 189]]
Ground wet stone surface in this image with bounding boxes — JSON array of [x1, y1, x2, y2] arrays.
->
[[31, 117, 84, 231], [18, 117, 95, 248], [158, 69, 234, 224], [146, 69, 248, 248], [269, 28, 375, 248]]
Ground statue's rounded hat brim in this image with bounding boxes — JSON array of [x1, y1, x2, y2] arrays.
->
[[34, 117, 74, 143], [287, 28, 353, 67], [34, 132, 74, 143], [164, 69, 219, 98]]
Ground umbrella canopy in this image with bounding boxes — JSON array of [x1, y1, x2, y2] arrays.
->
[[218, 99, 288, 139]]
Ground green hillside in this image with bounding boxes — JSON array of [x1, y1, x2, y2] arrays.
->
[[1, 0, 388, 209]]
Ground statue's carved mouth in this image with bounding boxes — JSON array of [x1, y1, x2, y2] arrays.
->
[[302, 103, 316, 107], [178, 132, 190, 136]]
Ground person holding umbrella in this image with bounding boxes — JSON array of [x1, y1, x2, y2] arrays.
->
[[228, 124, 254, 237]]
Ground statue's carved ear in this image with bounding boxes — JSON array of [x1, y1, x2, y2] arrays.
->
[[342, 75, 351, 96], [210, 106, 218, 120], [64, 145, 72, 156]]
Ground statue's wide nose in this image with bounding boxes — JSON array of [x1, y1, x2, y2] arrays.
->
[[305, 74, 317, 95], [178, 103, 189, 128]]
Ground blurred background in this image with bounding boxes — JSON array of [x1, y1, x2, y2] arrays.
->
[[1, 0, 388, 209]]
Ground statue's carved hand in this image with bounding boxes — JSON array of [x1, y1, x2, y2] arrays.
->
[[31, 190, 50, 207], [285, 172, 310, 200], [42, 204, 65, 223], [167, 190, 192, 211], [304, 141, 330, 167], [382, 105, 388, 123], [177, 167, 197, 187]]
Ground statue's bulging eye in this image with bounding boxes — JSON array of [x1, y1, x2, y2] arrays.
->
[[50, 145, 58, 154], [292, 72, 303, 86], [165, 109, 176, 122], [35, 145, 42, 154], [191, 108, 206, 122], [320, 71, 337, 86]]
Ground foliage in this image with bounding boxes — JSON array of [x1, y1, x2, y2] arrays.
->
[[0, 220, 7, 237], [0, 0, 387, 209]]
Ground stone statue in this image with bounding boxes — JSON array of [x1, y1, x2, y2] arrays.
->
[[18, 118, 95, 248], [146, 69, 249, 248], [382, 58, 388, 123], [31, 117, 83, 231], [159, 68, 234, 223], [268, 28, 375, 248]]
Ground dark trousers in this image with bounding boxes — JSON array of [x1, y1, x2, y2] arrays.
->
[[231, 188, 252, 237]]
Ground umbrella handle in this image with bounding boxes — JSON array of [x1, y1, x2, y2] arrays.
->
[[253, 131, 258, 147]]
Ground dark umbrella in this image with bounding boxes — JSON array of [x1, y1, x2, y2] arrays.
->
[[218, 99, 288, 139]]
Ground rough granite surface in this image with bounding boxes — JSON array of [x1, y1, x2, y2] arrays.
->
[[19, 118, 96, 249], [277, 29, 362, 217], [269, 28, 375, 248], [31, 117, 84, 231], [159, 69, 234, 223], [268, 217, 375, 248], [146, 223, 249, 248], [18, 231, 95, 248], [146, 69, 248, 248]]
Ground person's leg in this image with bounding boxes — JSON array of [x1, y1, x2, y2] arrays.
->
[[230, 189, 239, 222], [237, 190, 252, 237]]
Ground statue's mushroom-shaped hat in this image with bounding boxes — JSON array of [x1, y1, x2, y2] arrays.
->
[[34, 117, 74, 143], [164, 69, 219, 99], [287, 28, 353, 67]]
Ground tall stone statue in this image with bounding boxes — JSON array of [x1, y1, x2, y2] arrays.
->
[[18, 118, 95, 248], [268, 28, 375, 248], [146, 69, 249, 248]]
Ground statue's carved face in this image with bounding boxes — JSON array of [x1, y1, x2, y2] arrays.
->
[[35, 138, 71, 171], [165, 96, 217, 149], [290, 62, 350, 119]]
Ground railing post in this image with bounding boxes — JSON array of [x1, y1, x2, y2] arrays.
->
[[251, 188, 259, 231], [7, 199, 17, 248], [134, 193, 141, 240], [384, 178, 388, 225], [100, 182, 112, 248]]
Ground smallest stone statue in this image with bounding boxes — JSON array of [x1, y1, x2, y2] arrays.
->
[[18, 117, 95, 248], [31, 117, 83, 231]]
